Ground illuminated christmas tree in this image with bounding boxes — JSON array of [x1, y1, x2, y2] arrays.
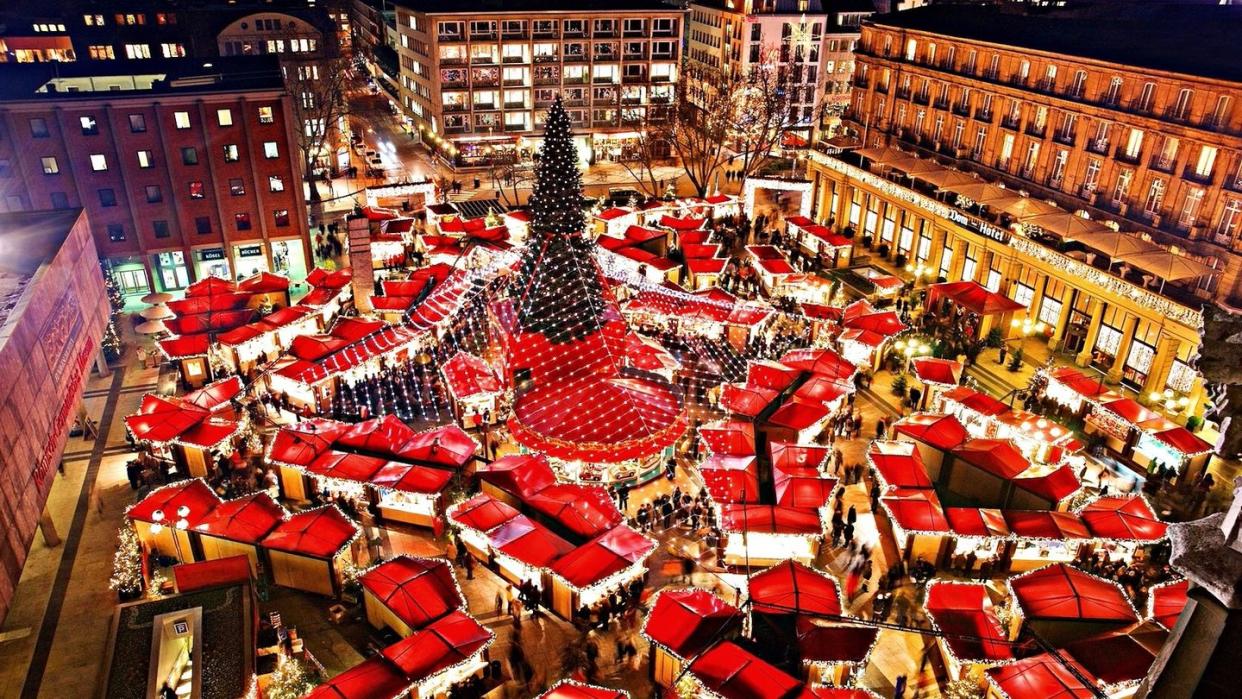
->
[[514, 96, 612, 344], [108, 524, 143, 596]]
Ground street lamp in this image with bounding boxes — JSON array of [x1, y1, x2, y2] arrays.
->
[[1149, 388, 1191, 414], [1009, 317, 1046, 338], [892, 337, 931, 373], [904, 262, 934, 283]]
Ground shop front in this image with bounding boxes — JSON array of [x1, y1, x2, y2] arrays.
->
[[591, 131, 646, 162], [269, 239, 308, 282], [108, 256, 152, 298], [193, 247, 232, 282], [232, 243, 268, 279], [151, 250, 191, 292]]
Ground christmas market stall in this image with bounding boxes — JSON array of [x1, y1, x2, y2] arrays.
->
[[1145, 578, 1189, 630], [548, 524, 655, 618], [1007, 562, 1139, 647], [592, 207, 640, 239], [189, 491, 286, 574], [265, 317, 432, 414], [925, 280, 1026, 340], [446, 493, 521, 559], [124, 393, 243, 478], [784, 215, 852, 269], [685, 641, 807, 699], [126, 478, 223, 564], [984, 652, 1098, 699], [157, 333, 214, 388], [216, 304, 322, 375], [1060, 624, 1166, 696], [641, 588, 743, 689], [924, 581, 1018, 680], [1076, 495, 1168, 561], [301, 267, 355, 322], [796, 618, 881, 687], [266, 416, 476, 526], [892, 413, 971, 482], [746, 245, 797, 292], [910, 358, 963, 411], [879, 487, 951, 564], [260, 505, 360, 596], [440, 351, 505, 427], [747, 559, 843, 648], [539, 680, 631, 699], [359, 555, 464, 637]]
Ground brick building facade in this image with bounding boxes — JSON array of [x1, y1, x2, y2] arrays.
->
[[0, 58, 311, 297]]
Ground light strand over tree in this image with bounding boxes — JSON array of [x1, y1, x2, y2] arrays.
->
[[514, 96, 614, 344]]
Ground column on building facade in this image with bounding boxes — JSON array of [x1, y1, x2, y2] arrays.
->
[[1141, 335, 1182, 398], [948, 237, 968, 282], [927, 225, 948, 276], [1028, 272, 1050, 324], [1047, 284, 1076, 352], [1075, 299, 1106, 367], [1106, 314, 1141, 383]]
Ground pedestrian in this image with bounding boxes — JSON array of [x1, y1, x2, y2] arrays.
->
[[464, 553, 475, 580], [473, 176, 481, 189], [894, 673, 907, 699]]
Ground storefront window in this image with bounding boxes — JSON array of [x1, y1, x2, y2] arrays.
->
[[1093, 324, 1123, 370], [1011, 282, 1034, 309], [1167, 359, 1195, 393], [109, 257, 150, 296], [194, 248, 231, 281], [152, 251, 189, 291], [270, 240, 307, 281], [1038, 295, 1062, 329]]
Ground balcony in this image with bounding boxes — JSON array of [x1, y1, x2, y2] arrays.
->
[[564, 98, 588, 107], [501, 30, 528, 40], [1006, 74, 1028, 87], [502, 55, 528, 64], [1024, 123, 1046, 138], [443, 103, 468, 113], [593, 118, 619, 127], [503, 101, 527, 109], [912, 91, 930, 106], [852, 75, 869, 89], [504, 122, 528, 132], [563, 29, 587, 38], [440, 56, 466, 66], [593, 29, 618, 38], [470, 30, 496, 41], [650, 74, 672, 83], [974, 109, 993, 123], [1183, 165, 1214, 185], [1085, 139, 1109, 155], [875, 82, 889, 95], [1052, 131, 1075, 147], [982, 68, 1000, 81], [534, 75, 560, 86], [562, 53, 587, 63], [621, 96, 642, 105], [473, 76, 499, 87], [473, 102, 497, 111], [533, 54, 559, 63], [563, 75, 588, 84], [445, 125, 469, 134], [1127, 97, 1155, 115], [651, 51, 676, 60], [1114, 147, 1141, 165], [438, 33, 464, 43], [470, 56, 497, 65], [1225, 176, 1242, 194], [951, 103, 970, 117], [1149, 156, 1176, 174], [593, 54, 618, 63], [623, 52, 646, 61], [503, 78, 526, 87], [622, 73, 646, 84], [1163, 105, 1192, 124], [623, 29, 646, 38], [895, 87, 911, 100], [592, 75, 617, 84], [1035, 78, 1056, 93], [1000, 115, 1020, 130], [933, 98, 950, 110]]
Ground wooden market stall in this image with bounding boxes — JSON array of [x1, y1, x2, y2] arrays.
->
[[359, 555, 464, 637], [260, 506, 360, 596], [190, 492, 287, 574], [127, 479, 223, 563], [642, 588, 742, 689]]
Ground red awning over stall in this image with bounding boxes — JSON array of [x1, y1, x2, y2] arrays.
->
[[868, 441, 933, 490], [1010, 563, 1138, 623], [721, 383, 779, 418], [985, 653, 1097, 699], [261, 507, 358, 559], [267, 419, 349, 466], [360, 556, 464, 630], [380, 610, 491, 682], [644, 589, 741, 659], [749, 560, 842, 617], [1147, 579, 1189, 630], [952, 439, 1031, 480], [780, 348, 856, 382], [550, 525, 654, 588], [926, 280, 1026, 315], [946, 508, 1010, 539], [307, 656, 410, 699], [449, 494, 521, 533], [882, 488, 950, 533], [128, 479, 222, 526], [539, 680, 629, 699], [926, 583, 1016, 662], [719, 504, 822, 535], [488, 516, 575, 568], [191, 492, 285, 543], [795, 618, 879, 665], [527, 484, 625, 538], [477, 454, 558, 498], [912, 358, 962, 386], [893, 413, 970, 451], [700, 421, 757, 457], [689, 642, 804, 699], [1079, 496, 1167, 541], [770, 442, 830, 471]]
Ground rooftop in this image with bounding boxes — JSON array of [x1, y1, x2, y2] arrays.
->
[[393, 0, 685, 14], [867, 3, 1242, 83], [0, 209, 80, 335], [0, 56, 286, 102]]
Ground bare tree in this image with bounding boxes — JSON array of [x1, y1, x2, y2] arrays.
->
[[616, 103, 674, 198], [489, 159, 535, 208], [670, 46, 822, 196], [280, 49, 352, 203]]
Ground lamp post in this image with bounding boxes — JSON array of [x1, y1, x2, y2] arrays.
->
[[892, 337, 931, 374], [1001, 317, 1045, 369], [1149, 387, 1191, 416]]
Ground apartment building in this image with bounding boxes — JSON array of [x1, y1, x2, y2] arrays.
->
[[390, 0, 686, 167], [0, 57, 312, 298], [806, 3, 1242, 413], [687, 0, 872, 142]]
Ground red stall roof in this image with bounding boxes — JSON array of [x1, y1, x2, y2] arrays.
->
[[307, 656, 410, 699], [182, 376, 244, 412], [773, 468, 837, 509], [267, 419, 350, 466], [912, 358, 962, 386], [1152, 426, 1214, 457], [527, 484, 624, 539], [882, 488, 950, 533], [360, 556, 463, 630], [307, 450, 389, 483], [381, 610, 491, 682], [842, 310, 906, 336], [1062, 626, 1165, 688], [261, 506, 358, 559], [172, 555, 252, 593], [393, 424, 478, 468], [442, 352, 502, 399], [893, 413, 970, 451], [689, 642, 804, 699], [1003, 511, 1089, 541], [539, 680, 629, 699], [867, 441, 933, 490], [448, 494, 521, 533], [1046, 367, 1115, 400], [370, 462, 455, 495], [749, 560, 842, 617], [1147, 579, 1189, 629], [946, 508, 1010, 539], [985, 654, 1097, 699], [795, 618, 879, 664], [128, 479, 221, 527], [770, 442, 830, 471], [780, 348, 856, 382], [766, 401, 830, 432], [721, 383, 779, 418], [644, 588, 741, 659], [1010, 563, 1138, 624], [927, 280, 1026, 315], [191, 492, 286, 544], [489, 516, 575, 568], [952, 439, 1031, 480], [551, 525, 654, 589], [700, 421, 757, 457], [1079, 496, 1167, 541], [747, 360, 802, 392], [477, 453, 557, 498], [701, 455, 762, 503], [926, 583, 1016, 662], [719, 504, 822, 535], [1012, 464, 1082, 505], [158, 333, 213, 359], [941, 386, 1011, 417]]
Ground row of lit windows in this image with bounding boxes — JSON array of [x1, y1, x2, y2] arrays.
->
[[83, 13, 176, 27], [24, 106, 276, 142]]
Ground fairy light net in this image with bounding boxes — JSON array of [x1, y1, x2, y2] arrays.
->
[[502, 97, 686, 468]]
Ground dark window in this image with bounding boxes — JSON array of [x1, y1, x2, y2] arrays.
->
[[107, 223, 125, 241], [50, 191, 70, 209], [229, 178, 246, 196], [234, 212, 252, 231], [98, 188, 117, 207], [188, 181, 204, 199], [30, 118, 49, 138], [4, 195, 25, 210], [181, 147, 198, 165], [152, 220, 170, 238], [0, 159, 10, 178], [145, 185, 162, 203], [194, 216, 211, 234], [273, 209, 290, 227], [128, 114, 147, 132]]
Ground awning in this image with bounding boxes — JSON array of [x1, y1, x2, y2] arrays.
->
[[926, 582, 1016, 662], [643, 588, 741, 659], [1121, 250, 1217, 281], [1022, 212, 1111, 239], [893, 413, 971, 451], [448, 493, 521, 533], [1010, 563, 1138, 623], [996, 197, 1062, 219], [868, 441, 933, 490], [191, 492, 286, 544], [261, 506, 358, 559], [360, 556, 463, 630], [1078, 496, 1167, 541], [926, 280, 1026, 315], [749, 560, 842, 617], [688, 642, 804, 699]]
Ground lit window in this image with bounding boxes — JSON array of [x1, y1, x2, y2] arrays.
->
[[263, 141, 279, 159], [258, 106, 274, 124], [1195, 146, 1218, 178], [188, 181, 205, 199], [274, 209, 290, 227], [234, 213, 252, 231], [229, 178, 246, 196], [173, 111, 191, 129], [136, 150, 153, 168], [222, 144, 239, 162], [80, 116, 98, 135], [89, 154, 108, 171], [123, 43, 151, 59], [216, 108, 233, 127], [268, 175, 285, 192], [84, 14, 104, 26], [160, 43, 185, 58], [88, 45, 115, 60]]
